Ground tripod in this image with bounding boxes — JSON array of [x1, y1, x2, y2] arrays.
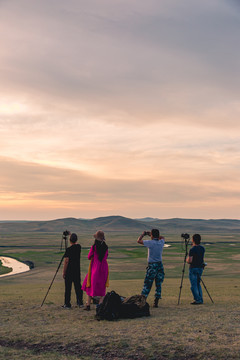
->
[[41, 231, 70, 307], [177, 238, 214, 305]]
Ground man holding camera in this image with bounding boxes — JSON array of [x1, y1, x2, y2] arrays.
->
[[137, 229, 165, 308], [186, 234, 205, 305]]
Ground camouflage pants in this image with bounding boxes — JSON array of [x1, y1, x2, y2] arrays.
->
[[141, 262, 165, 299]]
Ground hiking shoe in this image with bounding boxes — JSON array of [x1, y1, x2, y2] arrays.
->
[[84, 305, 90, 311], [191, 301, 202, 305], [153, 298, 159, 308], [62, 304, 71, 309]]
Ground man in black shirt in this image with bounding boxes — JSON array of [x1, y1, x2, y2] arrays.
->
[[62, 233, 83, 308], [186, 234, 205, 305]]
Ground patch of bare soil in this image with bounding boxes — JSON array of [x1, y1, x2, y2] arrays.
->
[[0, 338, 203, 360], [0, 338, 236, 360]]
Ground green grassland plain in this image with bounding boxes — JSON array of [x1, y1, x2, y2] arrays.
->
[[0, 232, 240, 360]]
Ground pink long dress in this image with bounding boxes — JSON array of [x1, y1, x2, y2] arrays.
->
[[82, 244, 108, 297]]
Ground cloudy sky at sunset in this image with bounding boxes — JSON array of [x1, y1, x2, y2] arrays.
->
[[0, 0, 239, 220]]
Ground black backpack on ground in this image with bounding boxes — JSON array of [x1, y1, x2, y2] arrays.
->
[[119, 302, 150, 318], [96, 292, 150, 321], [119, 295, 150, 319], [96, 291, 122, 321]]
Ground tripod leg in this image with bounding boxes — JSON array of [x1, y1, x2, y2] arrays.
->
[[200, 278, 214, 304], [178, 260, 187, 305], [41, 255, 65, 307], [177, 240, 189, 305], [177, 272, 184, 305]]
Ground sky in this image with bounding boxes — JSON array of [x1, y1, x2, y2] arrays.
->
[[0, 0, 240, 220]]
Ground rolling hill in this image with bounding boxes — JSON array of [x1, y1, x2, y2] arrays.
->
[[0, 216, 240, 234]]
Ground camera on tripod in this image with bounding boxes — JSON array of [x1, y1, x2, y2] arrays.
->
[[181, 233, 190, 240], [63, 230, 70, 237], [60, 230, 71, 251]]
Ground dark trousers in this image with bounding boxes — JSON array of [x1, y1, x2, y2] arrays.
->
[[64, 273, 83, 307]]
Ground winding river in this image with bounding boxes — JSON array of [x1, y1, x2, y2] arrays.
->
[[0, 256, 30, 278], [0, 245, 171, 278]]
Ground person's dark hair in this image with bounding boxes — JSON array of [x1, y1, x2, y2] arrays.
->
[[151, 229, 160, 239], [94, 239, 108, 262], [193, 234, 201, 245], [70, 233, 78, 243]]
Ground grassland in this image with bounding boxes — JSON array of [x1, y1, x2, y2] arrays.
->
[[0, 232, 240, 359], [0, 260, 12, 276]]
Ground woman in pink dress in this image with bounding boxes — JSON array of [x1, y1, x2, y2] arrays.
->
[[82, 230, 109, 311]]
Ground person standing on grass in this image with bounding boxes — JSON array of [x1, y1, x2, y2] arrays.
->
[[82, 230, 109, 311], [186, 234, 205, 305], [137, 229, 165, 308], [62, 233, 83, 309]]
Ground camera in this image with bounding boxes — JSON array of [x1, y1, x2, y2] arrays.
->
[[181, 233, 190, 240], [63, 230, 70, 237], [143, 231, 151, 236]]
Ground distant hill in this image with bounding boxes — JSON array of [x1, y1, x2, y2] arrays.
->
[[147, 218, 240, 234], [136, 217, 160, 222], [0, 216, 240, 234], [0, 216, 146, 233]]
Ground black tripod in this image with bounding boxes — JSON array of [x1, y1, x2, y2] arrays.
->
[[177, 236, 214, 305], [41, 230, 70, 307]]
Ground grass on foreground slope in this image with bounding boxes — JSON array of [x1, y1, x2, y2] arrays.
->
[[0, 277, 239, 360]]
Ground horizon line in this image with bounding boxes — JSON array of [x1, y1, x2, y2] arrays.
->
[[0, 216, 240, 222]]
